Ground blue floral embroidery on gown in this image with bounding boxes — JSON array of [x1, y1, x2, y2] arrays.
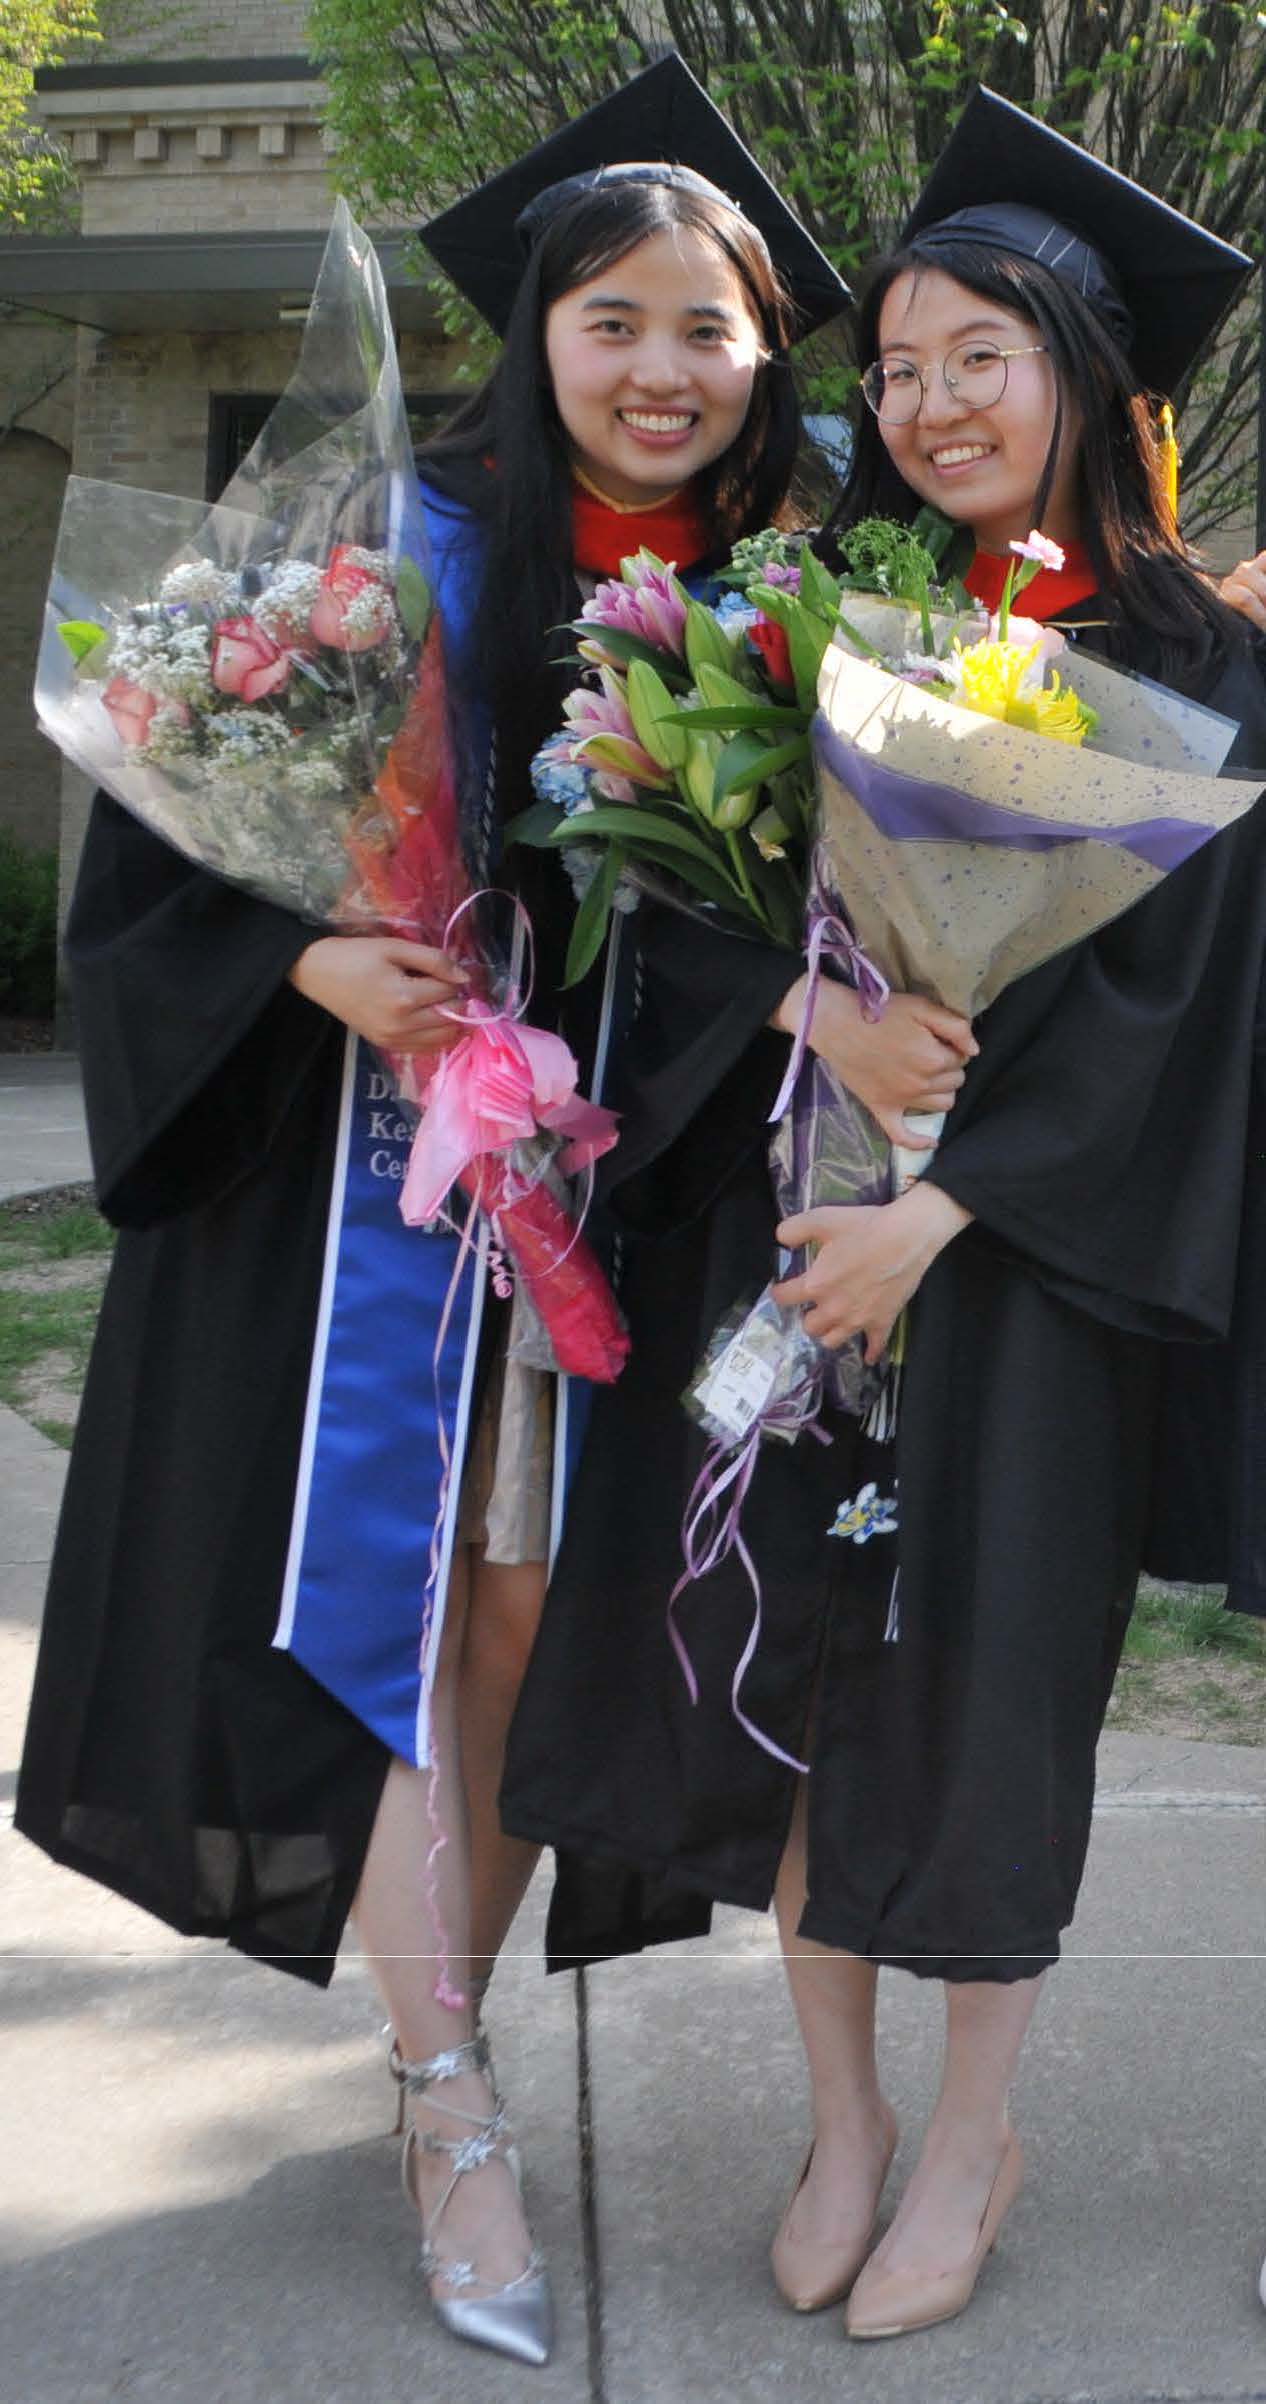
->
[[828, 1480, 898, 1544]]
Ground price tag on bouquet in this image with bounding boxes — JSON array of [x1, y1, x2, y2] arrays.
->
[[695, 1327, 780, 1443]]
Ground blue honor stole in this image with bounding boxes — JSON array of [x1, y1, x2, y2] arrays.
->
[[273, 1021, 604, 1766]]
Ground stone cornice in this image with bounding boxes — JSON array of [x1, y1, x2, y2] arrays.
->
[[0, 228, 440, 335], [35, 56, 316, 91]]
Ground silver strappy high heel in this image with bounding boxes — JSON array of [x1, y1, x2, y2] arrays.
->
[[397, 2032, 554, 2368], [386, 1973, 491, 2134]]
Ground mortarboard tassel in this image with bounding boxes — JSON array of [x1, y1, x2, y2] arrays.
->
[[1158, 401, 1180, 526]]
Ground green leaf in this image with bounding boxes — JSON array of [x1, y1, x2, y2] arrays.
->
[[395, 556, 432, 641], [683, 594, 738, 679], [626, 658, 689, 768], [693, 660, 757, 709], [612, 841, 739, 911], [712, 731, 779, 805], [563, 844, 623, 988], [548, 804, 733, 878], [714, 731, 812, 806], [504, 798, 564, 848], [798, 545, 843, 623], [670, 701, 807, 733], [58, 619, 108, 665], [787, 612, 834, 713], [575, 625, 693, 687]]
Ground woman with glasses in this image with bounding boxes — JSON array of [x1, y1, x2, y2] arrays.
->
[[504, 89, 1266, 2338]]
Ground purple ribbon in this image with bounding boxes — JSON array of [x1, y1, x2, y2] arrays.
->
[[668, 1378, 831, 1774], [812, 713, 1213, 872], [769, 888, 890, 1126]]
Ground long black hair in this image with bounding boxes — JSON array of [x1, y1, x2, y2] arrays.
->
[[820, 241, 1245, 685], [420, 176, 800, 828]]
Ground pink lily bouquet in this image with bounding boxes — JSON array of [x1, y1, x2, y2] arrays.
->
[[517, 543, 816, 983]]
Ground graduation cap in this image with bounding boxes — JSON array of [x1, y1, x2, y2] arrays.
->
[[901, 86, 1254, 394], [421, 52, 851, 340]]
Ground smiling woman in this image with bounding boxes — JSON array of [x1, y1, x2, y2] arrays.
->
[[13, 51, 860, 2380], [865, 285, 1075, 553], [500, 83, 1266, 2353], [543, 229, 766, 506]]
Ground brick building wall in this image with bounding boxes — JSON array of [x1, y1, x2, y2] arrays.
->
[[0, 0, 464, 941], [97, 0, 312, 62]]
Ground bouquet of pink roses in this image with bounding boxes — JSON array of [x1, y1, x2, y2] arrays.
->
[[36, 202, 627, 1385]]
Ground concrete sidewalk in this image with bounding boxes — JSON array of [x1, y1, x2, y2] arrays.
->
[[0, 1055, 91, 1201], [3, 1399, 1266, 2404]]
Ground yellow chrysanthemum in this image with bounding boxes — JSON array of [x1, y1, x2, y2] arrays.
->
[[952, 639, 1094, 747], [1005, 676, 1096, 746]]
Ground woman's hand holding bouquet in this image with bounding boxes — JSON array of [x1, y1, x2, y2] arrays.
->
[[771, 977, 976, 1150], [775, 1181, 972, 1359], [288, 936, 470, 1056]]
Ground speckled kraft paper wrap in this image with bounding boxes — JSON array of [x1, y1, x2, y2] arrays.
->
[[813, 631, 1266, 1018]]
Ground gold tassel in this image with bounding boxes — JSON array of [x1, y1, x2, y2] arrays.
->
[[1158, 401, 1180, 526]]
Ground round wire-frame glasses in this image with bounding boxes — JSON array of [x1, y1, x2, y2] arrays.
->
[[861, 341, 1048, 425]]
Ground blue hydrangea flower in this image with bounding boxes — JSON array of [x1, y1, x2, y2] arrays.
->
[[712, 591, 761, 635], [531, 736, 596, 815]]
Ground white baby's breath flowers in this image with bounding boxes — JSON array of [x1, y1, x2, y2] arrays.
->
[[139, 703, 197, 764], [204, 709, 292, 783], [340, 547, 395, 579], [111, 618, 214, 703], [288, 751, 347, 798], [339, 583, 397, 644], [253, 561, 324, 641], [159, 560, 241, 614]]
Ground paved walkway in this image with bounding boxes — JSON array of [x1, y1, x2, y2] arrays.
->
[[3, 1396, 1266, 2404], [3, 1070, 1266, 2401], [0, 1055, 91, 1201]]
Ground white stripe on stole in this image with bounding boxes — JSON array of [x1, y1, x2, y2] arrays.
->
[[274, 1025, 359, 1652], [415, 1211, 488, 1765], [548, 913, 625, 1572]]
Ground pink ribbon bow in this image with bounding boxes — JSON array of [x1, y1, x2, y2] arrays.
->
[[399, 1001, 619, 1227]]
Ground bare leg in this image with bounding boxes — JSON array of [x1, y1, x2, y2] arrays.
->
[[352, 1550, 531, 2297], [771, 1779, 898, 2279], [864, 1974, 1042, 2278], [459, 1550, 546, 1985]]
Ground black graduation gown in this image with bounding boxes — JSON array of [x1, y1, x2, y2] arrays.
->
[[14, 806, 785, 1987], [1143, 643, 1266, 1609], [502, 620, 1266, 1982], [14, 797, 393, 1983]]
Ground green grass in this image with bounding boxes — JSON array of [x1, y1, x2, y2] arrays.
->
[[0, 1190, 113, 1447], [1109, 1580, 1266, 1743], [0, 1192, 114, 1268], [1126, 1579, 1261, 1662]]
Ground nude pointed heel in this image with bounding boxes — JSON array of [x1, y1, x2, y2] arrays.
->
[[771, 2106, 899, 2313], [844, 2130, 1024, 2340]]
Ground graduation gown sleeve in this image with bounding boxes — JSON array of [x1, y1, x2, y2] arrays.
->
[[68, 793, 334, 1227], [927, 814, 1266, 1340], [597, 901, 801, 1236]]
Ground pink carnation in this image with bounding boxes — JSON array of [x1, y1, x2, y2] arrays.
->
[[1009, 530, 1066, 573]]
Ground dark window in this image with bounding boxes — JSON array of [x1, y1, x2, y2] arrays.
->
[[206, 392, 454, 499]]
